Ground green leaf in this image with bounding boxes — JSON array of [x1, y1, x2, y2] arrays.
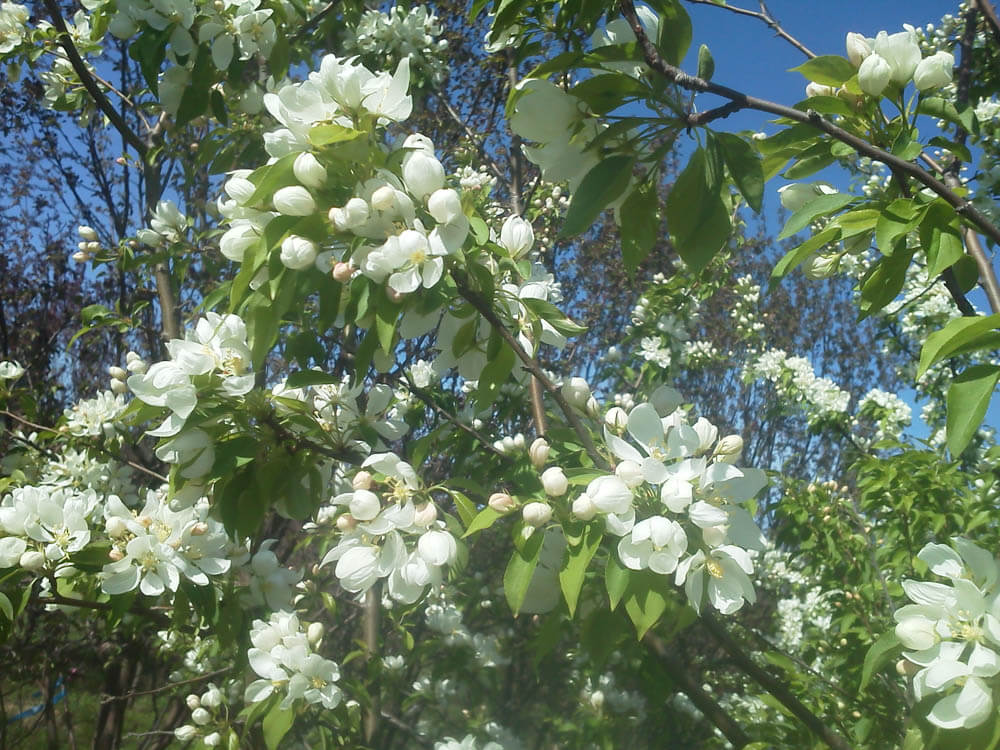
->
[[794, 95, 854, 116], [919, 203, 965, 277], [249, 302, 279, 371], [262, 702, 294, 750], [623, 571, 669, 638], [697, 43, 714, 80], [859, 630, 900, 692], [449, 490, 477, 527], [918, 314, 1000, 377], [175, 46, 212, 128], [927, 135, 973, 164], [285, 369, 340, 388], [918, 97, 975, 133], [463, 506, 504, 538], [570, 74, 646, 115], [716, 132, 764, 213], [619, 183, 659, 271], [475, 343, 516, 407], [269, 35, 290, 79], [859, 241, 914, 318], [778, 192, 853, 240], [875, 198, 922, 252], [605, 554, 629, 610], [771, 226, 841, 280], [128, 28, 170, 95], [830, 208, 879, 238], [790, 55, 857, 86], [308, 123, 365, 147], [244, 153, 299, 208], [654, 0, 692, 66], [559, 522, 604, 617], [947, 365, 1000, 457], [559, 155, 635, 238], [504, 528, 545, 615], [0, 592, 12, 621], [666, 148, 732, 272]]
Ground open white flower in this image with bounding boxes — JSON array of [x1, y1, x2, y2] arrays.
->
[[676, 545, 756, 614], [618, 516, 687, 574]]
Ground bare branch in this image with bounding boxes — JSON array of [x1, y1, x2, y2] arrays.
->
[[683, 0, 815, 58]]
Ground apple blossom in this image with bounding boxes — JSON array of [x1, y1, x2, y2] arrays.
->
[[913, 50, 955, 91], [540, 467, 568, 497], [522, 502, 553, 527]]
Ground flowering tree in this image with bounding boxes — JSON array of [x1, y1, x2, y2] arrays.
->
[[1, 0, 1000, 748]]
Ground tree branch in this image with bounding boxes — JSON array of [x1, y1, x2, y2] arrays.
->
[[620, 0, 1000, 309], [451, 271, 609, 471], [973, 0, 1000, 48], [404, 377, 513, 461], [702, 613, 854, 750], [644, 632, 751, 748], [39, 0, 147, 156]]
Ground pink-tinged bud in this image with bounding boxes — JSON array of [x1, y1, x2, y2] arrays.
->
[[185, 694, 201, 710], [108, 547, 125, 561], [72, 250, 92, 263], [529, 437, 549, 469], [352, 471, 373, 490], [488, 492, 516, 513], [540, 466, 568, 497], [189, 522, 209, 536], [336, 514, 357, 532], [332, 262, 355, 283], [522, 501, 552, 527]]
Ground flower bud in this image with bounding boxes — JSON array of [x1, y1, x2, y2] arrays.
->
[[273, 185, 316, 216], [561, 377, 591, 410], [72, 250, 92, 263], [522, 501, 552, 527], [280, 235, 318, 270], [805, 82, 835, 98], [615, 459, 644, 489], [413, 502, 438, 527], [714, 434, 744, 462], [78, 225, 99, 242], [845, 32, 873, 67], [106, 516, 128, 538], [488, 492, 517, 513], [353, 472, 373, 492], [108, 547, 124, 561], [858, 53, 892, 96], [19, 550, 46, 571], [540, 466, 568, 497], [913, 50, 954, 91], [191, 707, 211, 725], [572, 493, 597, 521], [336, 514, 357, 532], [332, 262, 355, 283], [777, 182, 837, 212], [499, 215, 534, 258], [802, 253, 840, 280], [185, 694, 201, 710], [370, 186, 397, 212], [427, 188, 463, 225], [190, 521, 209, 536], [402, 151, 445, 199], [874, 30, 921, 84], [329, 198, 370, 231], [604, 407, 628, 433], [307, 622, 324, 645], [108, 366, 127, 380], [529, 437, 550, 469], [293, 152, 328, 189], [224, 174, 255, 204], [110, 379, 128, 395], [201, 685, 223, 708], [174, 725, 197, 742], [204, 732, 222, 747]]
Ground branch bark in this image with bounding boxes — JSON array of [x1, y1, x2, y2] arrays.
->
[[683, 0, 816, 58]]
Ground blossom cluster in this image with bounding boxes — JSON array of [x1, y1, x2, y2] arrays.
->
[[342, 5, 449, 88], [845, 28, 954, 97], [245, 610, 342, 710], [895, 539, 1000, 729], [745, 349, 851, 426]]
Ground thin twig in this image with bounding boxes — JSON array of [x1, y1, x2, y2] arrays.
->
[[404, 377, 513, 461], [619, 0, 1000, 315], [683, 0, 815, 58], [101, 668, 231, 703]]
